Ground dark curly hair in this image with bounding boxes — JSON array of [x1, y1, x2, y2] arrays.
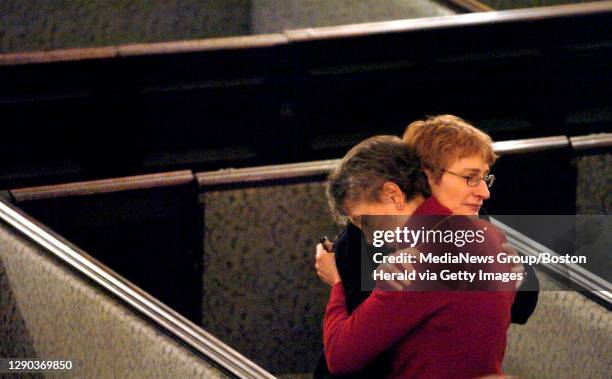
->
[[327, 135, 431, 223]]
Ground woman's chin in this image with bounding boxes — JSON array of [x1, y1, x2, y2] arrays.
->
[[454, 206, 480, 216]]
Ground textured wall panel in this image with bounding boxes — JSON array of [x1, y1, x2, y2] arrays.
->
[[0, 251, 39, 365], [576, 153, 612, 215], [503, 271, 612, 378], [575, 153, 611, 281], [0, 220, 229, 379], [202, 178, 611, 376], [252, 0, 453, 34], [0, 0, 250, 53], [201, 181, 340, 375]]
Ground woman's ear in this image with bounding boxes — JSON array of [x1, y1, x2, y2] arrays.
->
[[424, 168, 438, 188], [382, 182, 405, 210], [424, 168, 435, 183]]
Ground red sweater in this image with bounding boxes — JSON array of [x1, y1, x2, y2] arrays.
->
[[323, 197, 515, 378]]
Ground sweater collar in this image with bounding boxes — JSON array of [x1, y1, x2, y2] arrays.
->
[[413, 196, 452, 216]]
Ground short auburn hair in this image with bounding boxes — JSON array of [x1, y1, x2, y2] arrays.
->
[[327, 135, 430, 223], [402, 115, 497, 182]]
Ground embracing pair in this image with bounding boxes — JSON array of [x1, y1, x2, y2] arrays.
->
[[314, 115, 539, 379]]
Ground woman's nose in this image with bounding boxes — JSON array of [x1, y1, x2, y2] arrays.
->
[[474, 180, 491, 199]]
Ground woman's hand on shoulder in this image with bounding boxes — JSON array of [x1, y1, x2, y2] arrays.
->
[[315, 243, 341, 287]]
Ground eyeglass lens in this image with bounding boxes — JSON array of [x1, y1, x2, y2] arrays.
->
[[467, 175, 494, 188]]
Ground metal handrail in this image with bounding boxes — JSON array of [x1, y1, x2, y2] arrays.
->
[[198, 133, 611, 187], [1, 2, 610, 66], [490, 217, 612, 307], [0, 199, 275, 379], [11, 170, 195, 202], [492, 136, 569, 155], [7, 133, 610, 192], [570, 133, 612, 151], [197, 159, 338, 186]]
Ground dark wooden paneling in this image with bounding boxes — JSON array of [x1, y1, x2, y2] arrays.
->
[[0, 6, 610, 188]]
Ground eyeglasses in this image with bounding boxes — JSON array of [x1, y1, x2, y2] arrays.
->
[[442, 169, 495, 188]]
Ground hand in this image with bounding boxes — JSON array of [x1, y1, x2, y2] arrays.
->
[[315, 243, 341, 287], [502, 242, 525, 290]]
